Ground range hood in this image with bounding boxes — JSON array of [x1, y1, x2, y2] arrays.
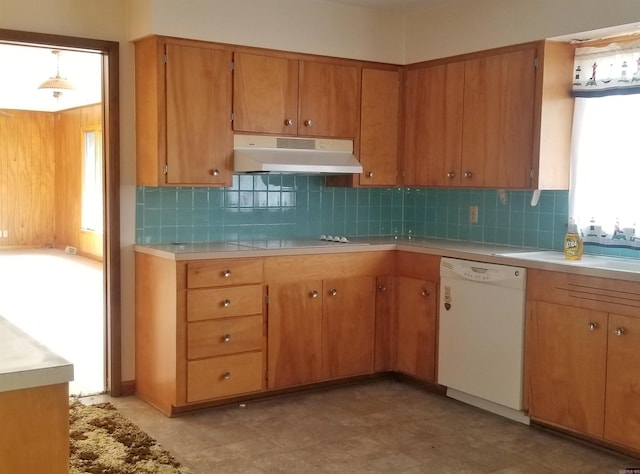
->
[[233, 135, 363, 175]]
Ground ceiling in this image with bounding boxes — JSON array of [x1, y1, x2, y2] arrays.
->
[[0, 44, 102, 114]]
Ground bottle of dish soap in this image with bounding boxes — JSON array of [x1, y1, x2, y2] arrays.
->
[[564, 219, 583, 260]]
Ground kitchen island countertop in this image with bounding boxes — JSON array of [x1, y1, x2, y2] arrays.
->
[[0, 315, 73, 393]]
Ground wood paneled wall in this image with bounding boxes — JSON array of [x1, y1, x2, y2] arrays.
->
[[54, 104, 103, 260], [0, 110, 55, 246], [0, 104, 103, 260]]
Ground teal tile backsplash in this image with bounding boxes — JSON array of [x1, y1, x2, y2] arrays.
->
[[136, 175, 575, 252]]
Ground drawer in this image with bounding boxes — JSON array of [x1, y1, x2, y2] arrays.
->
[[187, 285, 263, 321], [187, 259, 263, 288], [187, 352, 263, 402], [188, 315, 263, 359]]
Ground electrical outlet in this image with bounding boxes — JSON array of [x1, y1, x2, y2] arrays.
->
[[469, 206, 479, 224]]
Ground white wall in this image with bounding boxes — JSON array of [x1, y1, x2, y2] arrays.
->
[[130, 0, 406, 64], [405, 0, 640, 63]]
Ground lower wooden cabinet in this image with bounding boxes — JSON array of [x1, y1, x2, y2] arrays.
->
[[527, 301, 607, 437], [395, 277, 437, 382], [267, 276, 376, 389], [135, 253, 266, 415], [187, 352, 263, 402], [393, 252, 440, 383], [527, 269, 640, 453], [264, 252, 392, 390], [267, 280, 324, 388]]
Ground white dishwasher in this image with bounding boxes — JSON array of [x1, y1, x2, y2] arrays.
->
[[438, 257, 529, 424]]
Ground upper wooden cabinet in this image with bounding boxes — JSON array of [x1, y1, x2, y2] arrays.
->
[[135, 36, 233, 186], [359, 68, 401, 186], [232, 52, 299, 135], [403, 41, 574, 189], [233, 52, 360, 139], [404, 62, 464, 187]]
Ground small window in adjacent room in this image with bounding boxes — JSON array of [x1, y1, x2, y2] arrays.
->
[[81, 127, 103, 233], [568, 39, 640, 246]]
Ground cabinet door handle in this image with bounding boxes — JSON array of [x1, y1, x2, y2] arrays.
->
[[366, 171, 374, 178], [284, 118, 294, 126], [615, 327, 626, 336], [588, 322, 598, 331], [310, 290, 319, 298], [421, 289, 430, 297], [209, 169, 220, 176], [223, 269, 231, 278], [329, 288, 337, 296], [447, 171, 456, 179], [223, 371, 231, 380], [304, 119, 313, 127], [378, 284, 386, 292], [464, 171, 473, 179], [223, 299, 231, 307], [223, 334, 231, 342]]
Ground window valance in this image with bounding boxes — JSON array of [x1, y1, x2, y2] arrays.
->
[[572, 39, 640, 97]]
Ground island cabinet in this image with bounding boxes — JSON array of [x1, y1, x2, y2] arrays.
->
[[526, 269, 640, 453], [264, 252, 394, 389], [403, 40, 574, 190], [233, 51, 360, 139], [393, 252, 440, 382], [135, 253, 266, 416], [135, 36, 234, 186]]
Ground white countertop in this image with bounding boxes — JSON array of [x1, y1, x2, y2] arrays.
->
[[0, 315, 74, 393], [134, 237, 640, 282]]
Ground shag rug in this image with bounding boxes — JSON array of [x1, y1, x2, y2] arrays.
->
[[69, 398, 191, 474]]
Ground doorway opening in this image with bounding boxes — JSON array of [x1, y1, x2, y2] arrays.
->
[[0, 29, 120, 396]]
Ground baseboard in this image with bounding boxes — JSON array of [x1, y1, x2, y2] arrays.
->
[[120, 380, 135, 397]]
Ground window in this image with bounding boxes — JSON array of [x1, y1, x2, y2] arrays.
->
[[568, 40, 640, 246], [81, 128, 103, 233]]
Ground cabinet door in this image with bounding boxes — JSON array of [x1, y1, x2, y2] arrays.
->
[[298, 61, 359, 138], [527, 301, 607, 437], [604, 314, 640, 450], [233, 52, 299, 135], [462, 47, 536, 188], [359, 68, 400, 186], [267, 281, 323, 388], [374, 275, 395, 372], [323, 276, 376, 379], [165, 42, 233, 185], [395, 277, 437, 382], [403, 62, 464, 187]]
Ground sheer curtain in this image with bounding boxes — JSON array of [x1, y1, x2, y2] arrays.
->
[[569, 40, 640, 243]]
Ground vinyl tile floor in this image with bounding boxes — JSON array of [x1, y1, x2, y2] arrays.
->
[[86, 379, 638, 474]]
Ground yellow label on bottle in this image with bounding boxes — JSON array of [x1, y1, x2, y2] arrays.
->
[[564, 234, 583, 260]]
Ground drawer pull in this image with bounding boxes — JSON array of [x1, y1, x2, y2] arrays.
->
[[223, 299, 231, 307], [223, 334, 231, 343], [588, 322, 598, 331], [223, 269, 231, 278], [310, 290, 319, 298], [378, 285, 386, 292], [615, 327, 626, 336], [329, 288, 337, 296], [223, 371, 231, 380], [422, 289, 430, 297]]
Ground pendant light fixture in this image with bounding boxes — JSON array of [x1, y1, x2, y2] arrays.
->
[[38, 50, 74, 99]]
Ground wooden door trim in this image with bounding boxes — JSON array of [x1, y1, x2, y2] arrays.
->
[[0, 29, 121, 396]]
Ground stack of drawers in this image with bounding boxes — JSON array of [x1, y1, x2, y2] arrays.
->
[[185, 258, 265, 402]]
